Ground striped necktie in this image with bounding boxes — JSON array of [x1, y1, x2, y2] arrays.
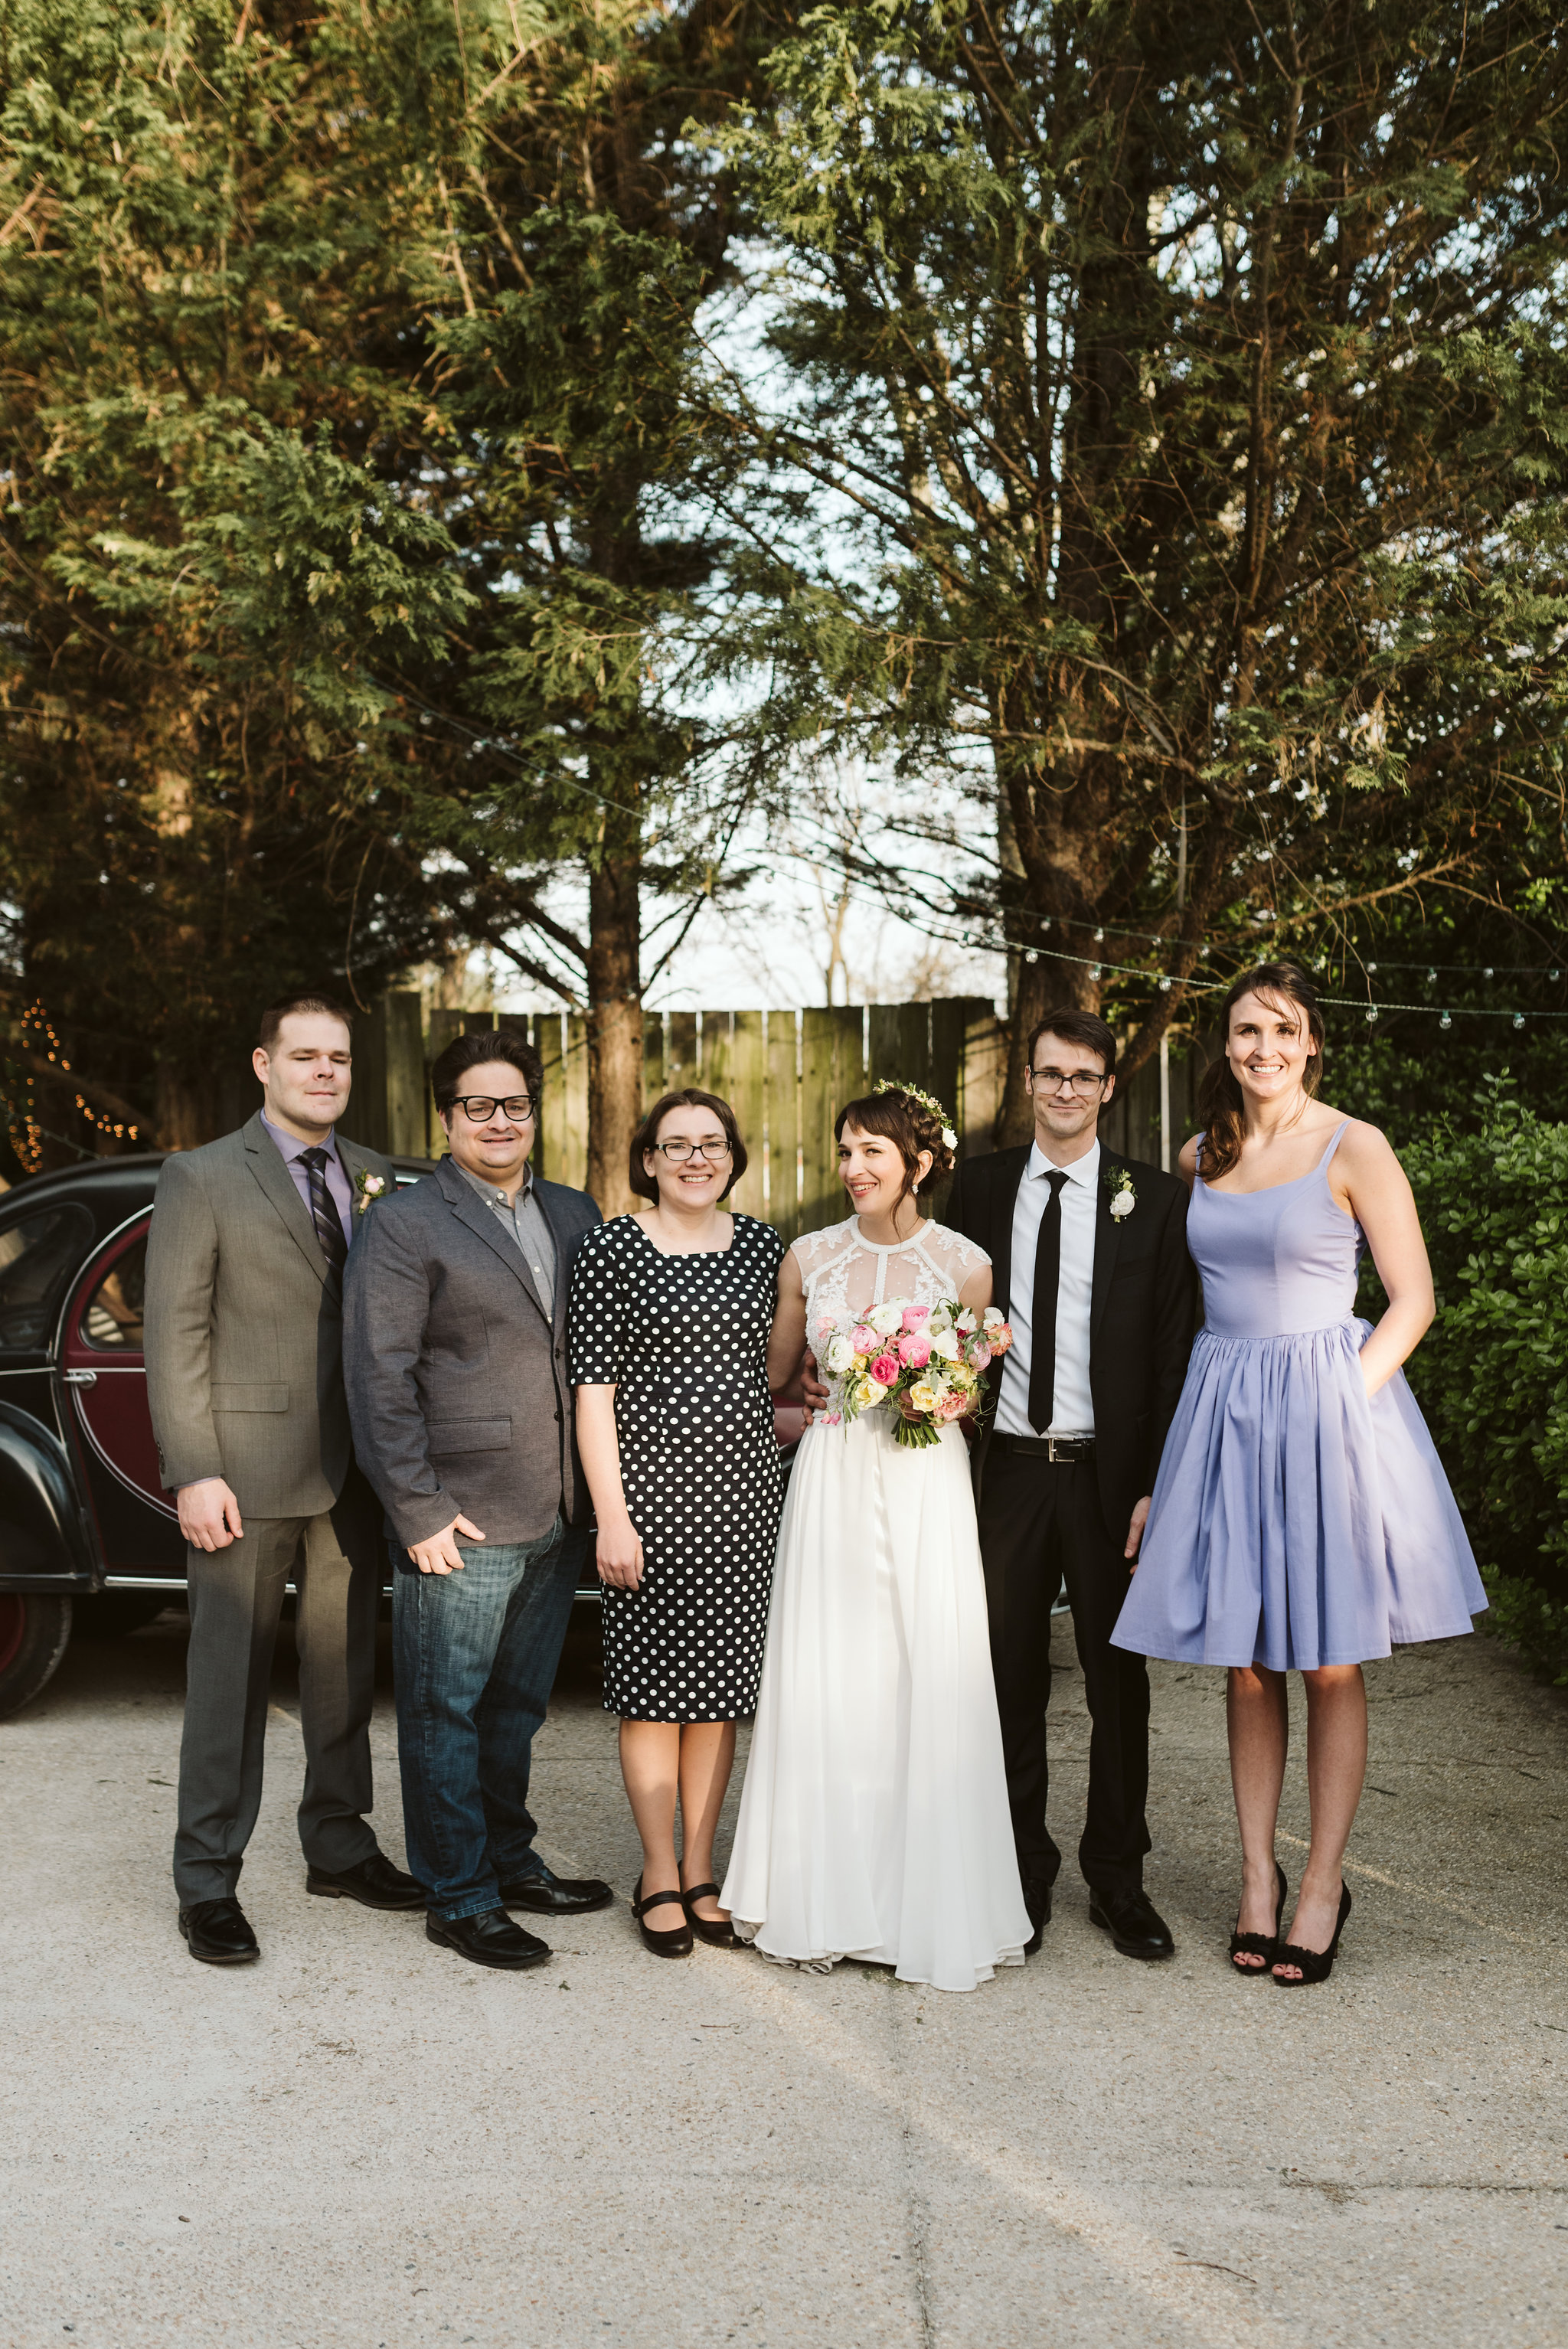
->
[[299, 1146, 348, 1273]]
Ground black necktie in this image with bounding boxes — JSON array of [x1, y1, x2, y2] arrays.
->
[[299, 1146, 348, 1273], [1027, 1168, 1071, 1435]]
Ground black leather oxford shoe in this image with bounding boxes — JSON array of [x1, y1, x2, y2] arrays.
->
[[306, 1852, 424, 1910], [178, 1897, 260, 1964], [1022, 1877, 1054, 1958], [425, 1907, 551, 1970], [498, 1872, 614, 1916], [1089, 1885, 1175, 1961]]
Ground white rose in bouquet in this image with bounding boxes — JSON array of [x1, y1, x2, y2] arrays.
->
[[854, 1374, 889, 1409], [867, 1300, 905, 1338], [929, 1326, 960, 1361], [825, 1333, 856, 1375]]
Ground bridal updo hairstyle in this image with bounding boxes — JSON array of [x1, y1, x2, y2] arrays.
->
[[834, 1086, 956, 1209], [629, 1087, 749, 1204], [1196, 960, 1325, 1181]]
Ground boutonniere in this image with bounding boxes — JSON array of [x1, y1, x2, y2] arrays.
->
[[1104, 1165, 1136, 1220], [354, 1169, 389, 1218]]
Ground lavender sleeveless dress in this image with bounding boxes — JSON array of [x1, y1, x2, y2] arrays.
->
[[1112, 1124, 1485, 1671]]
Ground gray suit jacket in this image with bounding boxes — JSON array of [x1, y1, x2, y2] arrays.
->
[[143, 1112, 394, 1516], [343, 1158, 601, 1548]]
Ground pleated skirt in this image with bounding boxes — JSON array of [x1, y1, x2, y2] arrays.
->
[[1112, 1316, 1487, 1671]]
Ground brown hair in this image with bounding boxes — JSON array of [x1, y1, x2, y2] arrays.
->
[[1196, 962, 1325, 1179], [629, 1088, 748, 1204], [834, 1088, 956, 1210], [1025, 1007, 1117, 1076], [257, 995, 353, 1055], [431, 1027, 543, 1116]]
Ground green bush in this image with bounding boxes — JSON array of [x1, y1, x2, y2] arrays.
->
[[1361, 1089, 1568, 1678]]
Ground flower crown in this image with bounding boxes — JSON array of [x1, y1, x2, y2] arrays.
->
[[873, 1076, 958, 1152]]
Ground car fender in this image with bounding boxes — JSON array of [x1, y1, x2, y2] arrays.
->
[[0, 1403, 100, 1592]]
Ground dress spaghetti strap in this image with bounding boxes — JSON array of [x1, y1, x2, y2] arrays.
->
[[1318, 1121, 1351, 1172]]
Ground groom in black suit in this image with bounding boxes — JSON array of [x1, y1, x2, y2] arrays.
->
[[945, 1008, 1197, 1962]]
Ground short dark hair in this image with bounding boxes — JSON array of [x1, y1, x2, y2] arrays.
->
[[1025, 1008, 1117, 1076], [430, 1026, 543, 1116], [629, 1089, 748, 1204], [258, 995, 353, 1055]]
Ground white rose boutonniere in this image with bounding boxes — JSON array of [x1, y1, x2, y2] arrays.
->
[[1105, 1165, 1135, 1220], [355, 1169, 389, 1218]]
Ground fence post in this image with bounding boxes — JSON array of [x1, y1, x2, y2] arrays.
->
[[766, 1010, 800, 1241]]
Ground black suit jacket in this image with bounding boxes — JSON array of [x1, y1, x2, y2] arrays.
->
[[344, 1157, 601, 1548], [944, 1143, 1198, 1541]]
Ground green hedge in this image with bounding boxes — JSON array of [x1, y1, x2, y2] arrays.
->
[[1361, 1089, 1568, 1682]]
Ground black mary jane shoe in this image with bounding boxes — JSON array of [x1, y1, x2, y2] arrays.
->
[[632, 1875, 694, 1959], [1272, 1883, 1352, 1988], [681, 1882, 740, 1949], [1229, 1861, 1288, 1975]]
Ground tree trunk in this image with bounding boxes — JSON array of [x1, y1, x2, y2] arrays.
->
[[585, 850, 643, 1214]]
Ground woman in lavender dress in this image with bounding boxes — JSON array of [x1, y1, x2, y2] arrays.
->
[[1113, 963, 1483, 1985]]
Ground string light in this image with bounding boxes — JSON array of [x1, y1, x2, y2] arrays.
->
[[5, 1002, 141, 1170]]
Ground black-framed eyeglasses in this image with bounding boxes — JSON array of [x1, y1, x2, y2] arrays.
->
[[450, 1095, 536, 1124], [1028, 1067, 1109, 1097], [651, 1138, 732, 1163]]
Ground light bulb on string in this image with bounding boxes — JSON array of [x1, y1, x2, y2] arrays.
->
[[1440, 1012, 1452, 1031]]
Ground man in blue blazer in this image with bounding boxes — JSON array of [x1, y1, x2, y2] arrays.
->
[[345, 1027, 610, 1969]]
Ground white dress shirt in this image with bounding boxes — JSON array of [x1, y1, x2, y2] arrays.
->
[[995, 1139, 1099, 1437]]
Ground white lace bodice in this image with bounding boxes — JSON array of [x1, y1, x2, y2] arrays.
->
[[791, 1216, 991, 1328]]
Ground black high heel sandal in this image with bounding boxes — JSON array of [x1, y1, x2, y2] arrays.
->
[[681, 1882, 739, 1949], [632, 1874, 694, 1959], [1272, 1882, 1352, 1987], [1229, 1861, 1288, 1975]]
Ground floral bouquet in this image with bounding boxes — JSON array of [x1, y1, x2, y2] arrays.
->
[[817, 1297, 1014, 1449]]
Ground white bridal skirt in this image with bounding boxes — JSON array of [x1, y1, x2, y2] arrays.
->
[[722, 1410, 1031, 1994]]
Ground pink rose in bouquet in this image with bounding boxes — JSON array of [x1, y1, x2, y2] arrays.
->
[[936, 1390, 969, 1422], [869, 1351, 900, 1387], [897, 1332, 932, 1368], [985, 1318, 1014, 1355], [900, 1305, 930, 1332], [965, 1339, 992, 1372], [851, 1325, 877, 1354]]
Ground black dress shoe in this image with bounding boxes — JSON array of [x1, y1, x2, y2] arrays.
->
[[425, 1907, 551, 1970], [306, 1852, 424, 1910], [178, 1897, 260, 1965], [1089, 1885, 1175, 1961], [1022, 1877, 1054, 1958], [498, 1872, 614, 1916]]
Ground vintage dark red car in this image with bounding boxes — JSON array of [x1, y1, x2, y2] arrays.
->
[[0, 1153, 434, 1718]]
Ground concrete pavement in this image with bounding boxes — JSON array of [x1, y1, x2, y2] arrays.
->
[[2, 1607, 1564, 2347]]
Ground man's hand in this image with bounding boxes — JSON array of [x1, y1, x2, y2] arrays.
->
[[178, 1478, 244, 1552], [799, 1346, 830, 1424], [410, 1514, 485, 1576], [595, 1511, 645, 1592], [1124, 1495, 1152, 1567]]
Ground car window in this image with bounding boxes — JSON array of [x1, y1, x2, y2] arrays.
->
[[0, 1204, 95, 1352], [81, 1237, 147, 1352]]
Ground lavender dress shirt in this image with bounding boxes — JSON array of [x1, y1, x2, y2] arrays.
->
[[260, 1111, 355, 1243]]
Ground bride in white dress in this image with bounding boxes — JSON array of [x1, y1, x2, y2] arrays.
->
[[722, 1086, 1031, 1992]]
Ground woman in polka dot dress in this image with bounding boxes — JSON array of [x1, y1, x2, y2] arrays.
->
[[569, 1089, 801, 1958]]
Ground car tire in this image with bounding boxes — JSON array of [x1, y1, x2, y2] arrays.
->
[[0, 1593, 73, 1720], [71, 1590, 170, 1641]]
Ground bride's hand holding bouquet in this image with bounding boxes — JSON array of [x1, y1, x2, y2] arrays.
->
[[819, 1299, 1013, 1449]]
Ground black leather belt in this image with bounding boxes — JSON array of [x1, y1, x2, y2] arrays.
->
[[993, 1433, 1096, 1462]]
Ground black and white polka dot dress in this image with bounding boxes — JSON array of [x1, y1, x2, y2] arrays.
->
[[567, 1213, 787, 1722]]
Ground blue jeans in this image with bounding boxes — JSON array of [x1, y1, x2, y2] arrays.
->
[[392, 1517, 589, 1922]]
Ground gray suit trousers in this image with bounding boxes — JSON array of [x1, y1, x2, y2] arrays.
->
[[173, 1491, 381, 1904]]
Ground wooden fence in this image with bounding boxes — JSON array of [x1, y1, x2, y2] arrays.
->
[[351, 994, 1207, 1233]]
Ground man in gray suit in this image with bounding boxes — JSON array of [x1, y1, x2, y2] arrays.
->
[[345, 1027, 611, 1971], [145, 995, 421, 1963]]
